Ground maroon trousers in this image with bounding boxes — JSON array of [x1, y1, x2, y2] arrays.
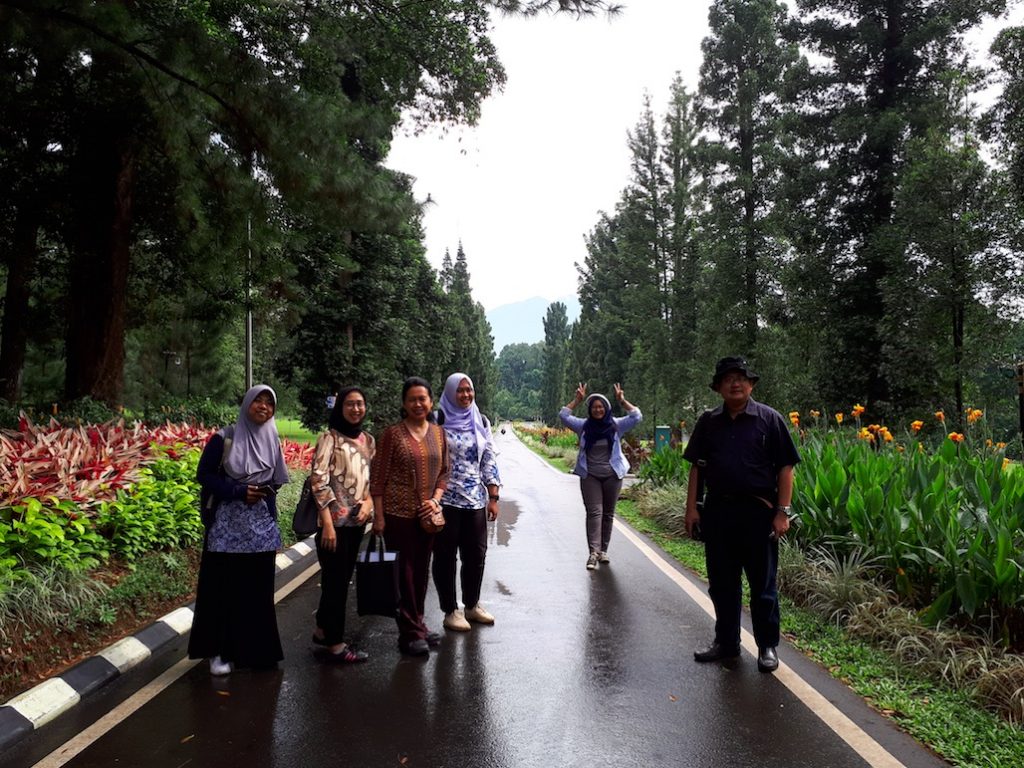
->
[[384, 514, 435, 646]]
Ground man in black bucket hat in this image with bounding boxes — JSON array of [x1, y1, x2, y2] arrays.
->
[[683, 357, 799, 673]]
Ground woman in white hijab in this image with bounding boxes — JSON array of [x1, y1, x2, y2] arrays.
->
[[188, 385, 290, 675], [432, 373, 502, 632]]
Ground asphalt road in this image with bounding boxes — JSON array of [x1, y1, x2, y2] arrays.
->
[[5, 429, 950, 768]]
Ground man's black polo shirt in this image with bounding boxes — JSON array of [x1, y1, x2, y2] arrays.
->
[[682, 398, 800, 500]]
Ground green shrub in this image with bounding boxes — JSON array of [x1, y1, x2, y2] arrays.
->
[[138, 397, 237, 427], [637, 447, 690, 487], [96, 453, 203, 559], [0, 452, 202, 579], [0, 563, 111, 642], [0, 399, 18, 429], [793, 432, 1024, 640], [0, 499, 110, 573], [89, 551, 194, 625], [635, 483, 688, 537]]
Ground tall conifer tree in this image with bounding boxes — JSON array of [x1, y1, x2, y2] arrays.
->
[[790, 0, 1008, 410]]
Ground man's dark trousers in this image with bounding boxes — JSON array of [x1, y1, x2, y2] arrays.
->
[[703, 495, 780, 650]]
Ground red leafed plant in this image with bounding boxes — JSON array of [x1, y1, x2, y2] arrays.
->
[[281, 439, 314, 470], [0, 415, 214, 510]]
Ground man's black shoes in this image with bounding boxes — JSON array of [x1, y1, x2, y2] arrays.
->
[[757, 646, 779, 673], [693, 641, 741, 663], [693, 641, 780, 671]]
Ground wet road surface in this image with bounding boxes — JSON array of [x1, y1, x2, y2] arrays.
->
[[8, 429, 949, 768]]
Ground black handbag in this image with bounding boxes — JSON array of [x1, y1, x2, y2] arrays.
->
[[356, 534, 399, 618], [291, 477, 319, 538]]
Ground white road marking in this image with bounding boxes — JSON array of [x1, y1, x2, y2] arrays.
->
[[615, 522, 906, 768], [31, 563, 322, 768], [513, 430, 906, 767]]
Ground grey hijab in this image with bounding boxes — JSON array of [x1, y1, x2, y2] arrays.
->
[[221, 385, 290, 486]]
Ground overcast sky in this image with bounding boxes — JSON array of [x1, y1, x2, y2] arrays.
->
[[385, 1, 1023, 312]]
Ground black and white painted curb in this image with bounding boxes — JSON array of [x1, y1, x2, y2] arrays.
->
[[0, 537, 318, 754]]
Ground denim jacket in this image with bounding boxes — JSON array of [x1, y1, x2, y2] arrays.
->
[[559, 406, 643, 479]]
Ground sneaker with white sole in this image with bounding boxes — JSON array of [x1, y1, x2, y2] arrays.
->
[[598, 551, 610, 563], [464, 604, 495, 625], [209, 655, 233, 676], [443, 609, 471, 631], [586, 552, 599, 570]]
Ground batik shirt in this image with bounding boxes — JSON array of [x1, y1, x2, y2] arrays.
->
[[369, 423, 449, 518], [310, 429, 375, 527], [440, 429, 501, 510]]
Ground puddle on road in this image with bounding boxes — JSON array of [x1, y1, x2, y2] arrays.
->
[[489, 498, 521, 547]]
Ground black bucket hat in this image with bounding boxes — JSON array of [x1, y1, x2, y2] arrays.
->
[[710, 356, 760, 390]]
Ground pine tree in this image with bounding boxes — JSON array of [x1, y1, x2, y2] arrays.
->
[[697, 0, 799, 368], [541, 301, 571, 425], [887, 74, 1022, 425], [790, 0, 1009, 411], [989, 27, 1024, 206], [0, 0, 508, 406]]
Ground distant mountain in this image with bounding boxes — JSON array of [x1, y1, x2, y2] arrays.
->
[[486, 295, 581, 354]]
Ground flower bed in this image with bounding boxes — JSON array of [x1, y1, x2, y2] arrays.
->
[[0, 416, 317, 581]]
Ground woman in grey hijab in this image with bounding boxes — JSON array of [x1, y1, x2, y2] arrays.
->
[[188, 385, 290, 675]]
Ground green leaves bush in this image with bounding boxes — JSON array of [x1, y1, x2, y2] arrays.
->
[[0, 452, 203, 580], [96, 453, 204, 559], [637, 447, 690, 487], [792, 432, 1024, 642], [136, 397, 237, 427]]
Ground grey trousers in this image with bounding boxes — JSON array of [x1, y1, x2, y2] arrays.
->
[[580, 474, 623, 554]]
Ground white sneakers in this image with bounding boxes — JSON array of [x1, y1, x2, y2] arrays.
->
[[598, 551, 610, 563], [444, 604, 495, 630], [464, 604, 495, 625], [586, 552, 599, 570], [209, 655, 233, 676], [444, 609, 472, 631]]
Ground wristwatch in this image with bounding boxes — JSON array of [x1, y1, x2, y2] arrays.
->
[[489, 494, 500, 501], [775, 505, 792, 517]]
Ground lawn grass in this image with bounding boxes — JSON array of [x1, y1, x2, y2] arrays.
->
[[518, 437, 1024, 767], [276, 417, 318, 444]]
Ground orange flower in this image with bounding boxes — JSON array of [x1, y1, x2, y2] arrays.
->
[[986, 438, 993, 447], [935, 410, 945, 423], [879, 427, 893, 442], [910, 420, 924, 433], [948, 432, 964, 443], [966, 408, 984, 424], [789, 411, 800, 427], [834, 412, 844, 425], [896, 444, 905, 453], [1003, 458, 1012, 472], [996, 442, 1007, 450], [867, 423, 881, 433], [857, 427, 874, 443], [851, 404, 865, 418], [810, 410, 821, 418]]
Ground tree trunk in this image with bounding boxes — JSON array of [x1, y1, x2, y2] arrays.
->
[[0, 207, 40, 402], [740, 119, 758, 354], [64, 119, 136, 407], [861, 0, 906, 406]]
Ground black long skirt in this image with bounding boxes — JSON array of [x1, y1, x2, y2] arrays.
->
[[187, 550, 284, 667]]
